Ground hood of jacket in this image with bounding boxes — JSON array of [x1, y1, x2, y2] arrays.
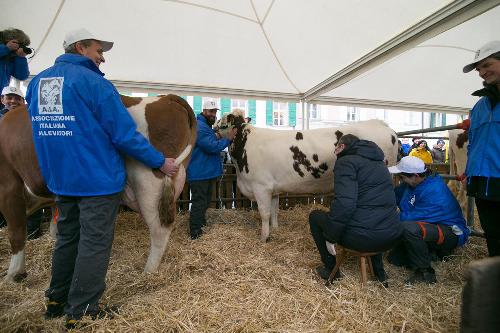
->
[[54, 53, 105, 77], [337, 139, 384, 162]]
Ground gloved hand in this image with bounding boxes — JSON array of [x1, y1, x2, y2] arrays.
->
[[159, 158, 179, 177], [456, 173, 467, 182], [456, 119, 470, 130]]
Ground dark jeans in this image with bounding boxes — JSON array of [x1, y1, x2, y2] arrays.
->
[[45, 193, 121, 319], [189, 179, 215, 239], [308, 210, 393, 281], [476, 198, 500, 257], [389, 222, 458, 269]]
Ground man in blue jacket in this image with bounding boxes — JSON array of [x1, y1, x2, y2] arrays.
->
[[462, 40, 500, 257], [26, 28, 178, 327], [187, 100, 236, 239], [0, 28, 30, 93], [388, 156, 469, 284]]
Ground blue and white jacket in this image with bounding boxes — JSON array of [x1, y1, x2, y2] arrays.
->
[[187, 114, 231, 181], [26, 53, 164, 196], [395, 175, 469, 246]]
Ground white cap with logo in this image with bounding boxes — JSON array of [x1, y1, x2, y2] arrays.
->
[[1, 86, 24, 98], [63, 28, 114, 52], [203, 100, 219, 110], [388, 156, 426, 174], [463, 40, 500, 73]]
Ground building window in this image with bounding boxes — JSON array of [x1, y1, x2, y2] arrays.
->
[[347, 107, 358, 121], [273, 102, 287, 126], [309, 104, 319, 119], [231, 99, 247, 113]]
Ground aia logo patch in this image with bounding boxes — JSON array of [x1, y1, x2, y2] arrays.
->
[[38, 77, 64, 114]]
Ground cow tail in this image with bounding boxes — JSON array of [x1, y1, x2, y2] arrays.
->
[[159, 178, 176, 226]]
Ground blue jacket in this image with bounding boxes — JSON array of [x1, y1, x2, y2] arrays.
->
[[187, 114, 231, 181], [466, 95, 500, 178], [395, 175, 469, 246], [0, 44, 29, 91], [26, 53, 165, 196]]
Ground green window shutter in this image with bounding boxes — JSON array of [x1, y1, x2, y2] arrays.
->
[[193, 96, 202, 115], [266, 100, 273, 126], [148, 93, 158, 97], [288, 102, 296, 127], [248, 100, 256, 124], [221, 98, 231, 116], [441, 113, 446, 126], [430, 112, 436, 128]]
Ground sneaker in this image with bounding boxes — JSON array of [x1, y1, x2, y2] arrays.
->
[[315, 265, 342, 280], [45, 299, 66, 319], [405, 268, 437, 285]]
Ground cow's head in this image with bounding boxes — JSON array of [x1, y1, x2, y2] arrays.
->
[[214, 109, 246, 138]]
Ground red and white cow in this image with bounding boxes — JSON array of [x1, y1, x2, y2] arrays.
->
[[0, 94, 196, 282], [216, 111, 398, 241], [448, 128, 469, 215]]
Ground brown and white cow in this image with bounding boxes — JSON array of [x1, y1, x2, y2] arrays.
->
[[216, 110, 398, 241], [0, 94, 196, 282], [448, 128, 469, 215]]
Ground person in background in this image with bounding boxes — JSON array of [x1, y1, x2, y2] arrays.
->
[[0, 85, 25, 118], [388, 156, 469, 284], [187, 100, 237, 239], [27, 28, 178, 328], [0, 28, 30, 93], [409, 140, 433, 164], [401, 138, 411, 156], [431, 139, 446, 164], [309, 134, 402, 286], [462, 40, 500, 257]]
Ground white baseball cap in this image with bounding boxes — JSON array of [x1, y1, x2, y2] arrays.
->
[[388, 156, 426, 174], [63, 28, 114, 52], [463, 40, 500, 73], [1, 86, 24, 98], [203, 100, 219, 110]]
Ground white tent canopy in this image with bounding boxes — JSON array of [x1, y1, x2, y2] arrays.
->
[[2, 0, 499, 114]]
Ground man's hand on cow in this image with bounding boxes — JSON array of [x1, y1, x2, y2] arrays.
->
[[159, 158, 179, 177]]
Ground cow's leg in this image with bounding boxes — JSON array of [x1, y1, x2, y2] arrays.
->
[[0, 178, 28, 282], [271, 195, 279, 229], [127, 161, 175, 273], [254, 187, 273, 242]]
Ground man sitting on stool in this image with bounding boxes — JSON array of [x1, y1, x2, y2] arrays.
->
[[309, 134, 402, 285], [388, 156, 470, 284]]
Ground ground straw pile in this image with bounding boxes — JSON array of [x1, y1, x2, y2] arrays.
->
[[0, 205, 487, 332]]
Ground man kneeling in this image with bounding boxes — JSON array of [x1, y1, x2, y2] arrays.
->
[[388, 156, 470, 284]]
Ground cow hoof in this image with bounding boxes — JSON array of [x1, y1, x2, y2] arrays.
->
[[13, 272, 28, 282]]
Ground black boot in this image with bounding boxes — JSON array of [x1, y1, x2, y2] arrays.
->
[[405, 267, 437, 285]]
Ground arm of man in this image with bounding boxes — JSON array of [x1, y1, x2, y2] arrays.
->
[[0, 44, 11, 57], [196, 125, 231, 154], [11, 56, 29, 81], [328, 158, 358, 224], [94, 92, 165, 169]]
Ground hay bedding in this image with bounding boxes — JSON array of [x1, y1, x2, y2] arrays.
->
[[0, 205, 487, 332]]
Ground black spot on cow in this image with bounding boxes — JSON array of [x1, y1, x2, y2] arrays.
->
[[334, 130, 343, 145], [230, 126, 250, 173], [289, 146, 328, 179], [391, 135, 396, 145], [313, 154, 319, 162], [456, 131, 468, 149], [296, 132, 303, 140]]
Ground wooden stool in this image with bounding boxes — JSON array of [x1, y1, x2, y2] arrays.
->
[[327, 248, 379, 286]]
